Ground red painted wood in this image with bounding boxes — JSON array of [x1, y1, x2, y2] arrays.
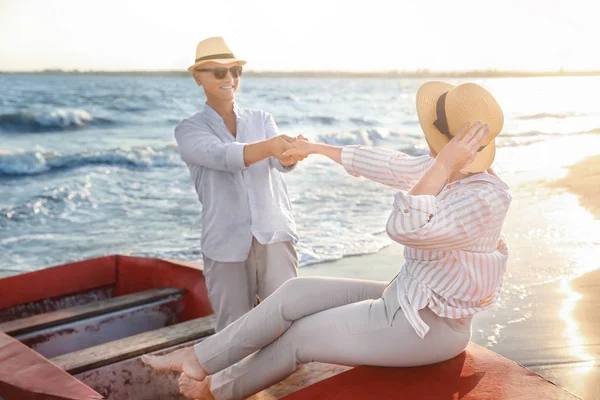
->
[[114, 256, 212, 321], [0, 331, 102, 400], [282, 343, 580, 400], [0, 256, 117, 311]]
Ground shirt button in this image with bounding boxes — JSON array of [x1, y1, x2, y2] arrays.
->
[[446, 185, 452, 190], [403, 209, 409, 213]]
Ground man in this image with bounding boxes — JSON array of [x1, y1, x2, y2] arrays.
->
[[175, 37, 303, 332]]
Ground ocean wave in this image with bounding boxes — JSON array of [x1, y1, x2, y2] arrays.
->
[[515, 112, 586, 120], [1, 183, 95, 222], [308, 116, 340, 125], [500, 128, 599, 138], [317, 130, 374, 146], [255, 93, 299, 102], [317, 129, 401, 146], [309, 115, 384, 127], [500, 130, 552, 138], [349, 117, 379, 126], [276, 115, 340, 126], [0, 109, 115, 132], [398, 146, 429, 156], [276, 115, 383, 127], [497, 137, 547, 147], [105, 105, 150, 112], [516, 113, 572, 119], [316, 127, 596, 153], [272, 94, 299, 102], [0, 146, 182, 178], [402, 120, 420, 126]]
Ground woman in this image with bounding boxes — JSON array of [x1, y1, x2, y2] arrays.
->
[[143, 82, 512, 400]]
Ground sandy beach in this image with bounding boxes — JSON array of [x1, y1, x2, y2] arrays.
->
[[541, 153, 600, 399], [553, 154, 600, 220], [300, 137, 600, 399]]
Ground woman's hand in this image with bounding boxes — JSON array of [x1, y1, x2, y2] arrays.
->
[[435, 121, 491, 174]]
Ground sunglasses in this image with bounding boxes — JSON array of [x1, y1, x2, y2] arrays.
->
[[195, 66, 243, 79]]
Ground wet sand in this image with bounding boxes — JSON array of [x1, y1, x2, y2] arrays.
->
[[552, 154, 600, 219], [542, 153, 600, 399]]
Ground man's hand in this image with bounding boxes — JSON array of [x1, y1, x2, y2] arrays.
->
[[268, 135, 295, 157]]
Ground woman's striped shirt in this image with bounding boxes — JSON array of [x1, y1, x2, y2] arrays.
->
[[341, 146, 512, 339]]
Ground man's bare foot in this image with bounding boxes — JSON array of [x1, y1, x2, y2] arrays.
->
[[179, 373, 215, 400], [141, 347, 207, 381]]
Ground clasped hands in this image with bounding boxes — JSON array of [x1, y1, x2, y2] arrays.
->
[[269, 134, 314, 167]]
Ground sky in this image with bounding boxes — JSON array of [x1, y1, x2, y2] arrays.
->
[[0, 0, 598, 72]]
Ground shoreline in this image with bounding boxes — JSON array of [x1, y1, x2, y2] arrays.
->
[[546, 151, 600, 398], [551, 154, 600, 220]]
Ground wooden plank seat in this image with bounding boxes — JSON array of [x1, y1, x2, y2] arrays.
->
[[51, 315, 215, 374], [0, 287, 185, 337], [280, 343, 580, 400]]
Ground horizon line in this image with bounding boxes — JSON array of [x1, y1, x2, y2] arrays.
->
[[1, 68, 600, 78]]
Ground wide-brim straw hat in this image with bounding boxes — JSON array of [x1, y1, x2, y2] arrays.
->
[[416, 82, 504, 173], [187, 37, 247, 72]]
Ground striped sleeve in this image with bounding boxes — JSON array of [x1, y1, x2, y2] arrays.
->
[[341, 146, 434, 190], [391, 192, 437, 232], [386, 188, 506, 251]]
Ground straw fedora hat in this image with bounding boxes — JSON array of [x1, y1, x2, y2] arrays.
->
[[187, 37, 247, 72], [416, 82, 504, 173]]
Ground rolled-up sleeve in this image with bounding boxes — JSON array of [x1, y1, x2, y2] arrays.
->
[[341, 145, 361, 177], [174, 121, 247, 172], [386, 189, 501, 251], [392, 192, 436, 232], [264, 112, 296, 173], [341, 146, 434, 190]]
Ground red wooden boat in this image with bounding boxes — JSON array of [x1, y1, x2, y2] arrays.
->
[[0, 255, 580, 399]]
